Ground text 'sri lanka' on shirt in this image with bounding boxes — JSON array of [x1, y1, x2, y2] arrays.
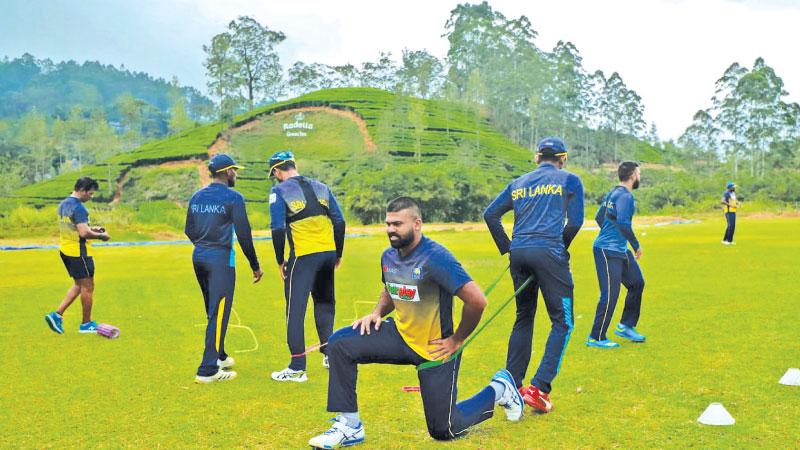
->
[[483, 162, 584, 254], [184, 183, 260, 271], [380, 235, 472, 361], [593, 185, 640, 255], [58, 196, 91, 257]]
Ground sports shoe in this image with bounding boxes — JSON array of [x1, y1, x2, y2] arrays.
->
[[308, 416, 365, 448], [271, 367, 308, 382], [45, 312, 64, 334], [217, 356, 235, 369], [721, 240, 730, 245], [78, 320, 98, 333], [195, 369, 238, 384], [586, 338, 619, 349], [614, 324, 646, 342], [492, 369, 524, 421], [322, 355, 330, 369], [520, 385, 553, 413]]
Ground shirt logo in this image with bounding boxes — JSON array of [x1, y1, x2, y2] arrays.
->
[[386, 282, 420, 302], [269, 193, 277, 204], [191, 204, 226, 214], [511, 184, 563, 201], [411, 267, 423, 280], [383, 265, 398, 274]]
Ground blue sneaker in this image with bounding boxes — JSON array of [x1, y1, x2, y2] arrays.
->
[[45, 312, 64, 334], [78, 320, 98, 334], [586, 338, 619, 349], [614, 324, 646, 342], [492, 369, 524, 421]]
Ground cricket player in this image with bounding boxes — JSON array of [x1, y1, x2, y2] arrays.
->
[[45, 177, 111, 334], [307, 197, 524, 448], [483, 136, 584, 414], [268, 150, 346, 382], [721, 182, 738, 245], [587, 161, 646, 348], [185, 154, 263, 383]]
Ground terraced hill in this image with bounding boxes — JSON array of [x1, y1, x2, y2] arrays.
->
[[1, 88, 539, 228]]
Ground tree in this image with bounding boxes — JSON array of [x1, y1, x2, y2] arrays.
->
[[227, 16, 286, 108], [359, 52, 398, 91], [168, 77, 194, 134], [203, 32, 242, 124], [398, 49, 443, 98]]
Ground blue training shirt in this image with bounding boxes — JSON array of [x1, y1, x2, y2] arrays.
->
[[380, 235, 472, 360], [593, 185, 639, 255], [483, 162, 584, 254], [185, 183, 260, 270]]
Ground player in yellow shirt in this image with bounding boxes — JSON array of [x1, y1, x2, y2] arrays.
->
[[45, 177, 110, 334], [721, 182, 738, 245]]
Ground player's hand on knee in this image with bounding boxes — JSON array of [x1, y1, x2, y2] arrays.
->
[[277, 262, 287, 280], [352, 312, 381, 335]]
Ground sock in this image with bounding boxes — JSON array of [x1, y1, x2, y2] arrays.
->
[[342, 412, 361, 428], [490, 381, 505, 402]]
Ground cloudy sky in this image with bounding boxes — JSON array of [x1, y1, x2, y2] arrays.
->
[[2, 0, 798, 140]]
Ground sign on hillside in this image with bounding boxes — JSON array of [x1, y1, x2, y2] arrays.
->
[[283, 112, 314, 137]]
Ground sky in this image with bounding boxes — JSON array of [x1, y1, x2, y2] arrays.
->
[[2, 0, 799, 140]]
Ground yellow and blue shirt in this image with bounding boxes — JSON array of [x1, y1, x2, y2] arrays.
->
[[381, 235, 472, 361], [270, 176, 345, 263], [58, 196, 91, 257], [722, 191, 737, 213]]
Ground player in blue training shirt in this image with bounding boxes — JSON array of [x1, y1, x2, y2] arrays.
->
[[268, 150, 346, 382], [307, 197, 524, 449], [185, 154, 263, 383], [721, 182, 738, 245], [45, 177, 111, 335], [483, 136, 584, 415], [588, 161, 646, 349]]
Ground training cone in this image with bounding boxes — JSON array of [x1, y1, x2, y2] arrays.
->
[[779, 368, 800, 386], [697, 403, 735, 426]]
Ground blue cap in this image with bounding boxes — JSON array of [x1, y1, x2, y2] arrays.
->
[[208, 154, 243, 173], [269, 150, 295, 177], [726, 182, 736, 189], [537, 137, 568, 156]]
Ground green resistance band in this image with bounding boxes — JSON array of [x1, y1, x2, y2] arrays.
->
[[417, 268, 534, 371]]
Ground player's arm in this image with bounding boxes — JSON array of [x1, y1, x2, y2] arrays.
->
[[614, 193, 641, 256], [594, 202, 605, 227], [76, 222, 110, 241], [429, 281, 486, 361], [483, 185, 513, 255], [721, 192, 730, 206], [563, 175, 584, 249], [269, 189, 288, 279], [327, 190, 346, 266], [232, 195, 263, 282], [352, 288, 395, 335], [184, 200, 196, 242]]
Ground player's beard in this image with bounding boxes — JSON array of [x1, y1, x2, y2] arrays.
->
[[632, 178, 640, 190], [227, 178, 236, 187], [388, 229, 414, 249]]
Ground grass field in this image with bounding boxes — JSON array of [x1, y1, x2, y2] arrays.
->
[[2, 217, 798, 449]]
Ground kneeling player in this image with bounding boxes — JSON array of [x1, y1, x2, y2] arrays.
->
[[308, 197, 524, 448]]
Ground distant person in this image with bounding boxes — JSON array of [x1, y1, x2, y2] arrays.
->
[[587, 161, 646, 349], [268, 150, 346, 382], [483, 136, 584, 414], [185, 154, 263, 383], [45, 177, 111, 334], [308, 197, 524, 449], [721, 182, 738, 245]]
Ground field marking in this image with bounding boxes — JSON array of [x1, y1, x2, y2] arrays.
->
[[194, 307, 259, 353]]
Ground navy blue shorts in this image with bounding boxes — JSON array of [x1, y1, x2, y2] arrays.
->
[[60, 252, 94, 279]]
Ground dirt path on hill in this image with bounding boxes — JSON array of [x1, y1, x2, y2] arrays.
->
[[207, 106, 377, 156]]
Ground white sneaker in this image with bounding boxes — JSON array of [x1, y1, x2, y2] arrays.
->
[[322, 355, 329, 369], [195, 369, 237, 384], [217, 356, 235, 369], [308, 416, 365, 448], [721, 241, 730, 245], [271, 367, 307, 382], [492, 369, 524, 421]]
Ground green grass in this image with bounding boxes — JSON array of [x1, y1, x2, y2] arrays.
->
[[2, 217, 798, 448]]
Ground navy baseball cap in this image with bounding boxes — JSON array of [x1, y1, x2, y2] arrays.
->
[[208, 154, 243, 173], [726, 182, 736, 189], [537, 137, 568, 156], [268, 150, 295, 177]]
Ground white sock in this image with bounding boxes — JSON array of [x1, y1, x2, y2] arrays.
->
[[342, 412, 360, 427], [490, 381, 505, 402]]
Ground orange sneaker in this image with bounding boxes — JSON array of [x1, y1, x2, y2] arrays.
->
[[519, 385, 553, 413]]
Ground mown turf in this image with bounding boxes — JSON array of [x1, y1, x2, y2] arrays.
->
[[2, 217, 798, 448]]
